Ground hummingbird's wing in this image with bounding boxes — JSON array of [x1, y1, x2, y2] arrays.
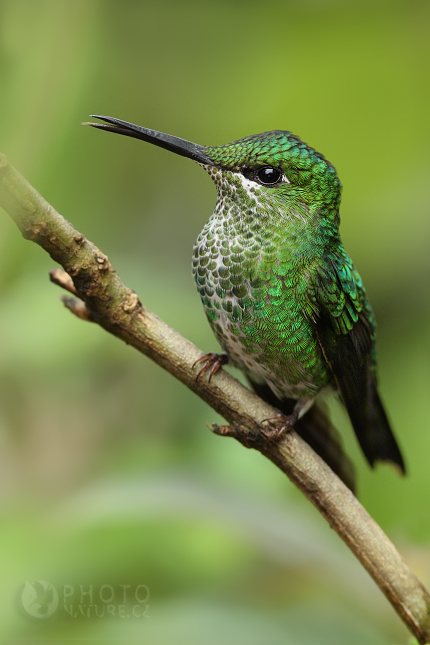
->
[[311, 251, 405, 473]]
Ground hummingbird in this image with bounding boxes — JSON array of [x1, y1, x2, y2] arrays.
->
[[87, 115, 405, 490]]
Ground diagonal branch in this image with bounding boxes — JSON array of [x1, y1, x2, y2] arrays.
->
[[0, 152, 429, 643]]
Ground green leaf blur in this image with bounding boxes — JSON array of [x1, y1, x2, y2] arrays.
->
[[0, 0, 429, 642]]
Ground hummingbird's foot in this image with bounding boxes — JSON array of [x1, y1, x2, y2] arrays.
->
[[193, 352, 229, 383], [262, 411, 299, 442]]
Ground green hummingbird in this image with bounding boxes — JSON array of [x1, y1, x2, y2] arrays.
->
[[87, 115, 405, 490]]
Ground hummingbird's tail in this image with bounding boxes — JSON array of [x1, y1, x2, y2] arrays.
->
[[347, 384, 406, 475], [248, 380, 356, 493]]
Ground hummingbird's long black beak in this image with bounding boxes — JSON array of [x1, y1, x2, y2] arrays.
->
[[84, 115, 215, 166]]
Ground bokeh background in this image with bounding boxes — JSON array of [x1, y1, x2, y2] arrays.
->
[[0, 0, 429, 642]]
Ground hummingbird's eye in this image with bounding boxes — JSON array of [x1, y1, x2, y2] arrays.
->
[[255, 166, 283, 186]]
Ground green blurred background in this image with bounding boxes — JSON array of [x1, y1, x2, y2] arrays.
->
[[0, 0, 429, 642]]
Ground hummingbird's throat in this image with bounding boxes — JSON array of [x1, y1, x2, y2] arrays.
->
[[203, 165, 266, 210]]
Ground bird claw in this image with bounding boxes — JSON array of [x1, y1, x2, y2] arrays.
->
[[193, 352, 228, 382], [262, 412, 298, 442]]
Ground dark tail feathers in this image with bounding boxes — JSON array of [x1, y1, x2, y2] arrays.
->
[[347, 385, 406, 474]]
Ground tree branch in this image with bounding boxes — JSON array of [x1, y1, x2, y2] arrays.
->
[[1, 152, 429, 643]]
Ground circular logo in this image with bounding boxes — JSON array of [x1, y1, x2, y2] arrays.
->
[[19, 580, 58, 619]]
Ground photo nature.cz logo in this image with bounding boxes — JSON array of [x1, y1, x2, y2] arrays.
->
[[17, 581, 150, 620]]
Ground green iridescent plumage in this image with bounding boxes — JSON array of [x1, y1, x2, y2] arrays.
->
[[88, 116, 405, 488], [192, 133, 351, 402]]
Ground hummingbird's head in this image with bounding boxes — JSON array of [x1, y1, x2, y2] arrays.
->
[[86, 116, 341, 220], [202, 131, 342, 217]]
